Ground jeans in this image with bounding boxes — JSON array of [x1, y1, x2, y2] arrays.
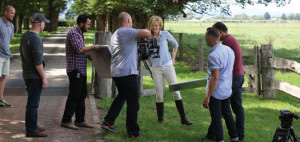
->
[[231, 76, 245, 140], [62, 70, 87, 123], [104, 75, 140, 136], [152, 65, 182, 103], [207, 96, 238, 142], [25, 79, 43, 133]]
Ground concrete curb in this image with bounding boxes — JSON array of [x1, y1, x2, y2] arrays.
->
[[88, 94, 104, 142]]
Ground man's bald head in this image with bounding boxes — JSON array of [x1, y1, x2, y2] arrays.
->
[[118, 12, 132, 28]]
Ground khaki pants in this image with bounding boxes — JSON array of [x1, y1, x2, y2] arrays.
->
[[152, 64, 182, 103]]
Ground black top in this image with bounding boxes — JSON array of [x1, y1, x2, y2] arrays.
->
[[20, 31, 44, 79]]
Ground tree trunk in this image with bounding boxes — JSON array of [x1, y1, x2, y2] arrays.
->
[[17, 14, 24, 33], [91, 15, 96, 30], [12, 14, 17, 33], [23, 17, 30, 30], [47, 0, 54, 32]]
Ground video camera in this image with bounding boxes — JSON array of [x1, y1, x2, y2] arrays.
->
[[272, 110, 300, 142], [138, 38, 160, 60], [279, 110, 300, 128]]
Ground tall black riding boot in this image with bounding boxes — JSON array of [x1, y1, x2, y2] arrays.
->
[[156, 102, 164, 123], [175, 100, 192, 125]]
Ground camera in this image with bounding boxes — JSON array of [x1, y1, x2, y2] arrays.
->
[[138, 38, 160, 60], [279, 110, 300, 129], [272, 110, 300, 142]]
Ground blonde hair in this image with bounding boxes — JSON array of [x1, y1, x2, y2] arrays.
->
[[147, 16, 163, 31]]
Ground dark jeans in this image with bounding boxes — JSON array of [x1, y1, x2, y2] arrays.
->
[[207, 96, 238, 141], [25, 79, 43, 133], [62, 70, 87, 123], [231, 76, 245, 140], [104, 75, 140, 136]]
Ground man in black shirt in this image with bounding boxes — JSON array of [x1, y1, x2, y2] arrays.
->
[[20, 13, 49, 137]]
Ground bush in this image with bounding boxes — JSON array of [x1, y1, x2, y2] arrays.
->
[[58, 20, 76, 27]]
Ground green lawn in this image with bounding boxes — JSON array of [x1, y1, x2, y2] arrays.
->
[[98, 61, 300, 142], [10, 30, 58, 53], [33, 25, 299, 141]]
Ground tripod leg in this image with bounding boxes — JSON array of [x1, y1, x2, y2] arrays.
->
[[289, 128, 299, 142]]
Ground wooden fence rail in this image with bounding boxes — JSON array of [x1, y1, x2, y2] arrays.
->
[[273, 57, 300, 74], [274, 80, 300, 99]]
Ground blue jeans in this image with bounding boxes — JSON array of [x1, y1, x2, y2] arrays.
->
[[207, 96, 238, 141], [25, 79, 43, 133], [104, 75, 140, 136], [231, 76, 245, 140]]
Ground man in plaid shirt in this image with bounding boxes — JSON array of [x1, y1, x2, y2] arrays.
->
[[61, 14, 100, 130]]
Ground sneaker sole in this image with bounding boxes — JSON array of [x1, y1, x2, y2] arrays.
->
[[101, 125, 116, 133]]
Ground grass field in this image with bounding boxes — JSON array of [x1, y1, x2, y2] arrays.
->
[[91, 21, 300, 142]]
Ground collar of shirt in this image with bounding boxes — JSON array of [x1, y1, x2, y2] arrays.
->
[[210, 42, 222, 53], [74, 26, 84, 39], [0, 17, 11, 26]]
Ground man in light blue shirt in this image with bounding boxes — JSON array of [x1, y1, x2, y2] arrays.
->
[[101, 12, 151, 138], [202, 27, 238, 142], [0, 6, 15, 107]]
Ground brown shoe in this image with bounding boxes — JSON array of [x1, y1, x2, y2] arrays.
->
[[74, 122, 94, 128], [61, 122, 79, 130], [26, 131, 48, 137], [37, 125, 45, 132]]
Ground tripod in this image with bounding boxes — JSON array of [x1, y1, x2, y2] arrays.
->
[[272, 126, 299, 142]]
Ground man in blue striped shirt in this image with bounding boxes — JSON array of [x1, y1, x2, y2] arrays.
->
[[203, 27, 238, 142]]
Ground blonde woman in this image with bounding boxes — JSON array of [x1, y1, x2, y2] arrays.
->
[[147, 16, 192, 125]]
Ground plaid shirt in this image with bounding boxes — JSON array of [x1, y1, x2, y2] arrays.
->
[[66, 27, 87, 76]]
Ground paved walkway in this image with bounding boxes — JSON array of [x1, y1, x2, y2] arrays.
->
[[0, 30, 103, 142]]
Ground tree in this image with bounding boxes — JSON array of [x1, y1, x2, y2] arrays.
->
[[295, 13, 300, 20], [264, 12, 271, 20], [251, 15, 264, 20], [288, 13, 295, 20], [281, 13, 287, 20], [70, 0, 291, 32], [234, 13, 250, 20]]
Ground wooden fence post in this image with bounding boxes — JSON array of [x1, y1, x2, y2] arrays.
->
[[179, 33, 183, 59], [254, 46, 261, 96], [94, 32, 112, 98], [198, 38, 204, 71], [260, 44, 276, 99]]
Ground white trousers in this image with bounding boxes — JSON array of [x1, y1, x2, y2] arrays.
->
[[152, 64, 182, 103]]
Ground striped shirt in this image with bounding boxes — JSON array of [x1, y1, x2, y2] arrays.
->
[[110, 28, 139, 77], [207, 43, 235, 100], [150, 30, 178, 67], [66, 27, 87, 76]]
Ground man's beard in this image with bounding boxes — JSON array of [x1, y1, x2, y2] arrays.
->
[[5, 16, 13, 22], [81, 26, 87, 32]]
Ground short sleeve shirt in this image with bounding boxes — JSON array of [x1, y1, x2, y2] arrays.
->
[[207, 43, 235, 100], [110, 28, 139, 77], [0, 18, 14, 58]]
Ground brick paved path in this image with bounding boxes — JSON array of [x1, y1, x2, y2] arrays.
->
[[0, 30, 103, 142]]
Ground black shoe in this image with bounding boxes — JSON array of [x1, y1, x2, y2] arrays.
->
[[26, 131, 48, 137], [128, 134, 139, 139], [101, 121, 116, 132]]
